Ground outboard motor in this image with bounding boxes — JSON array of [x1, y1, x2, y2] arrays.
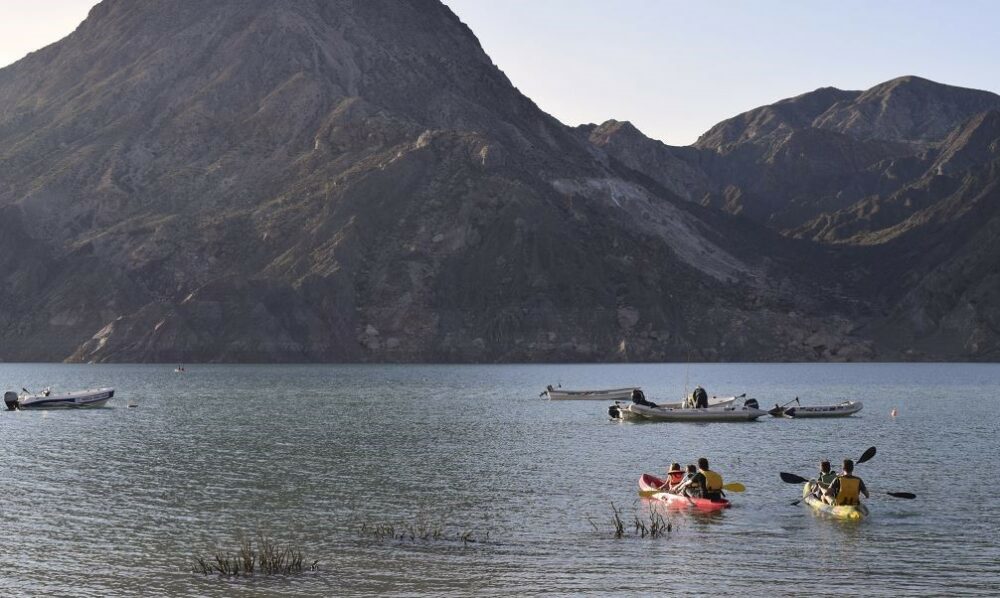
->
[[744, 398, 759, 410], [4, 391, 19, 411]]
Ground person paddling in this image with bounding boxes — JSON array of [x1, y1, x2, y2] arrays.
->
[[678, 458, 724, 500], [809, 460, 837, 497], [823, 459, 869, 506], [675, 464, 700, 496]]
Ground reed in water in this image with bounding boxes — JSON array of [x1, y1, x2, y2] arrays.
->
[[193, 533, 318, 576]]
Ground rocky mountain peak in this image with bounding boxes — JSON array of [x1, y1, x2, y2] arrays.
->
[[694, 86, 860, 151], [813, 75, 1000, 144]]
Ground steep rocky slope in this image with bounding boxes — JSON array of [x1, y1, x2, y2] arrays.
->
[[590, 78, 1000, 360], [0, 0, 879, 363]]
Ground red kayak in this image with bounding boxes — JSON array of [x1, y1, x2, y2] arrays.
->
[[638, 473, 731, 511]]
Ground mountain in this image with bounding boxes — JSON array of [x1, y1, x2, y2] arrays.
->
[[0, 1, 997, 363], [0, 0, 880, 363], [589, 78, 1000, 360]]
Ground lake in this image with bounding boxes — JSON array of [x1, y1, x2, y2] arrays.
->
[[1, 363, 998, 596]]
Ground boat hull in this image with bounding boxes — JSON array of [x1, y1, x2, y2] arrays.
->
[[544, 387, 638, 401], [610, 402, 767, 422], [640, 474, 731, 510], [651, 491, 730, 511], [639, 473, 673, 493], [656, 395, 738, 410], [786, 401, 863, 418], [802, 483, 868, 520], [16, 388, 115, 410]]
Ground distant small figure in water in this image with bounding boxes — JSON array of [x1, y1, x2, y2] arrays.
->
[[891, 408, 898, 417]]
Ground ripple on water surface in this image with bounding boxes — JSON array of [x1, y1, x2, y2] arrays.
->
[[1, 363, 999, 596]]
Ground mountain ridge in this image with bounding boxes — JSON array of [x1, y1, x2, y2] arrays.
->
[[1, 1, 997, 362]]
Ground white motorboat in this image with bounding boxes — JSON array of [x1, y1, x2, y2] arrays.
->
[[542, 386, 639, 401], [656, 394, 741, 410], [784, 401, 863, 418], [4, 387, 115, 410], [608, 398, 766, 422]]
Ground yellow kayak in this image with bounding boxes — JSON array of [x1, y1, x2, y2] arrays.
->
[[802, 483, 868, 520]]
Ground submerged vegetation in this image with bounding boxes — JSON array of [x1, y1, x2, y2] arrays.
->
[[193, 533, 318, 576], [589, 503, 673, 539]]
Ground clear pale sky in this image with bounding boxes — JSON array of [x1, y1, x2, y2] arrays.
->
[[2, 0, 997, 145]]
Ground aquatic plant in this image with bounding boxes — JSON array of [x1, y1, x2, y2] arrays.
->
[[612, 502, 626, 538], [590, 503, 672, 539], [193, 533, 318, 576]]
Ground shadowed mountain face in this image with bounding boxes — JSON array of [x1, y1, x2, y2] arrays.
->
[[0, 1, 996, 362], [590, 77, 1000, 360]]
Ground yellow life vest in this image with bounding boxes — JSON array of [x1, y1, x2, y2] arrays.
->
[[702, 469, 723, 492], [835, 475, 861, 505]]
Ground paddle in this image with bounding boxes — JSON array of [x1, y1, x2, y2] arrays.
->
[[782, 470, 916, 502], [785, 446, 877, 501], [857, 446, 876, 465], [781, 472, 808, 484]]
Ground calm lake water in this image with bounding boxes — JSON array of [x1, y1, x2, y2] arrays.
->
[[1, 363, 998, 596]]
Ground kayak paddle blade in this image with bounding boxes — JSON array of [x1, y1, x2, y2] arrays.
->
[[723, 482, 745, 492], [886, 491, 916, 499], [858, 446, 876, 464], [780, 472, 809, 484]]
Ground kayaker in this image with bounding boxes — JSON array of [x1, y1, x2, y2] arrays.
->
[[662, 463, 685, 490], [823, 459, 869, 506], [808, 460, 837, 498], [817, 461, 837, 487], [678, 458, 724, 499], [674, 464, 700, 496]]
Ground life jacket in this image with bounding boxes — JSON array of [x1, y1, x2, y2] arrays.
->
[[668, 470, 685, 484], [702, 469, 723, 492], [835, 475, 861, 505]]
